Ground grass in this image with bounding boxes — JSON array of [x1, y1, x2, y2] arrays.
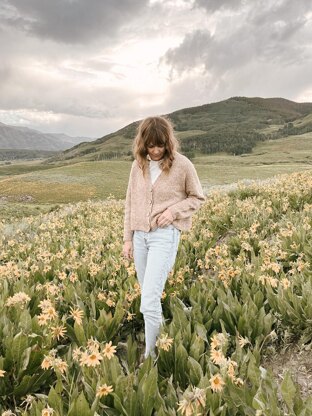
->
[[0, 132, 311, 219]]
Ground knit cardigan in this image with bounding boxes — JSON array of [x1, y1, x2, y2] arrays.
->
[[123, 151, 205, 242]]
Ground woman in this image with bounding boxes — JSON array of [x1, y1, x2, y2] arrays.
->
[[122, 116, 205, 360]]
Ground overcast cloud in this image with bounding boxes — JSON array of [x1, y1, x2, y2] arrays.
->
[[0, 0, 311, 137]]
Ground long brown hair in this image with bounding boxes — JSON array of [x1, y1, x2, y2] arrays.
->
[[132, 116, 180, 177]]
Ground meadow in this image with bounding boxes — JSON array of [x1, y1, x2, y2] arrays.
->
[[0, 165, 312, 415], [0, 132, 312, 210]]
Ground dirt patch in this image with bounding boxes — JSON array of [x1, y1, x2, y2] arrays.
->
[[262, 343, 312, 398]]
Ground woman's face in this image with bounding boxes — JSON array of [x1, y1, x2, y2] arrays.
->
[[146, 144, 165, 161]]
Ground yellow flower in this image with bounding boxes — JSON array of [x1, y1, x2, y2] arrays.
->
[[96, 383, 114, 398], [177, 386, 206, 416], [234, 377, 244, 386], [54, 358, 68, 374], [237, 335, 251, 348], [210, 349, 227, 366], [80, 351, 103, 367], [87, 337, 100, 352], [210, 333, 227, 349], [41, 406, 54, 416], [281, 278, 290, 289], [106, 299, 115, 307], [177, 398, 194, 416], [156, 333, 174, 352], [38, 314, 49, 326], [72, 347, 82, 362], [45, 306, 58, 320], [51, 325, 67, 341], [102, 341, 117, 360], [70, 307, 84, 325], [126, 312, 135, 321], [210, 373, 225, 393], [0, 369, 6, 377], [41, 356, 53, 370]]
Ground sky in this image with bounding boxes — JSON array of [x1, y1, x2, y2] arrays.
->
[[0, 0, 312, 139]]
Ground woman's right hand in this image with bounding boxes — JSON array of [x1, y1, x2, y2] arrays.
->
[[122, 241, 133, 259]]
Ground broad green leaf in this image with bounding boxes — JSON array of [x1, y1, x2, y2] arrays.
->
[[187, 356, 203, 385], [281, 370, 296, 411]]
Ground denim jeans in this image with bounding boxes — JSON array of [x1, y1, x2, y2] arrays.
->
[[133, 224, 181, 357]]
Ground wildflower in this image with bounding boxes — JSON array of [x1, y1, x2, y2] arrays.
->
[[41, 356, 53, 370], [281, 278, 290, 289], [97, 292, 106, 301], [234, 377, 244, 386], [58, 271, 67, 281], [177, 386, 206, 416], [87, 337, 100, 352], [38, 299, 53, 310], [210, 349, 227, 366], [44, 306, 58, 320], [238, 335, 251, 348], [267, 276, 278, 288], [192, 387, 206, 408], [69, 272, 78, 283], [70, 307, 84, 325], [72, 347, 82, 362], [54, 358, 68, 374], [80, 351, 103, 367], [210, 373, 225, 392], [51, 325, 67, 341], [227, 359, 238, 381], [0, 369, 6, 377], [38, 314, 49, 326], [96, 383, 114, 398], [5, 292, 31, 308], [106, 299, 115, 307], [156, 333, 174, 352], [126, 311, 135, 321], [103, 341, 117, 360], [177, 398, 194, 416], [41, 406, 54, 416], [210, 333, 227, 349]]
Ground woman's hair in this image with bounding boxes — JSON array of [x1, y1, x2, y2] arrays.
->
[[132, 116, 180, 176]]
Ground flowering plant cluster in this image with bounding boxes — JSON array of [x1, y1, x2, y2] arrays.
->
[[0, 170, 311, 414]]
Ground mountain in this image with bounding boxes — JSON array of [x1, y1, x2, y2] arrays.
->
[[0, 122, 93, 151], [46, 96, 312, 164]]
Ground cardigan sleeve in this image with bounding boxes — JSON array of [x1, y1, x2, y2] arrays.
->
[[123, 162, 135, 242], [167, 161, 205, 220]]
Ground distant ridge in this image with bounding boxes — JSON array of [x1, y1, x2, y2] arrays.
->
[[0, 122, 93, 152], [46, 96, 312, 164]]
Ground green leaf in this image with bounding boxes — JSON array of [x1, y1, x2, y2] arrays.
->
[[195, 322, 208, 343], [12, 332, 29, 369], [281, 370, 296, 411], [138, 366, 158, 416], [187, 356, 203, 385], [74, 321, 86, 345], [68, 391, 92, 416], [48, 386, 64, 416]]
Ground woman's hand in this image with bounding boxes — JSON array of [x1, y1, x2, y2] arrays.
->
[[122, 240, 133, 259], [157, 208, 174, 227]]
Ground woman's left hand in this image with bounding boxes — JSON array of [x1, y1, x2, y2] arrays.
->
[[157, 209, 174, 227]]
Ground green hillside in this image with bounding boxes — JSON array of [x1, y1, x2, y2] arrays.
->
[[45, 97, 312, 165]]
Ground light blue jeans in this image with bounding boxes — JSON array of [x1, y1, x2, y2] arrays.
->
[[133, 224, 181, 358]]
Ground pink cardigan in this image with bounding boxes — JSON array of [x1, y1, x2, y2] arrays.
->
[[123, 151, 205, 242]]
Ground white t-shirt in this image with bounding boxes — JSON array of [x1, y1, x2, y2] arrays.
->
[[147, 154, 163, 185]]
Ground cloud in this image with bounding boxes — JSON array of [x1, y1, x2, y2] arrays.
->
[[1, 0, 148, 44], [193, 0, 243, 13], [162, 0, 312, 77]]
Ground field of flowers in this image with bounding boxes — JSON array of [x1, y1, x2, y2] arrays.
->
[[0, 169, 312, 415]]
